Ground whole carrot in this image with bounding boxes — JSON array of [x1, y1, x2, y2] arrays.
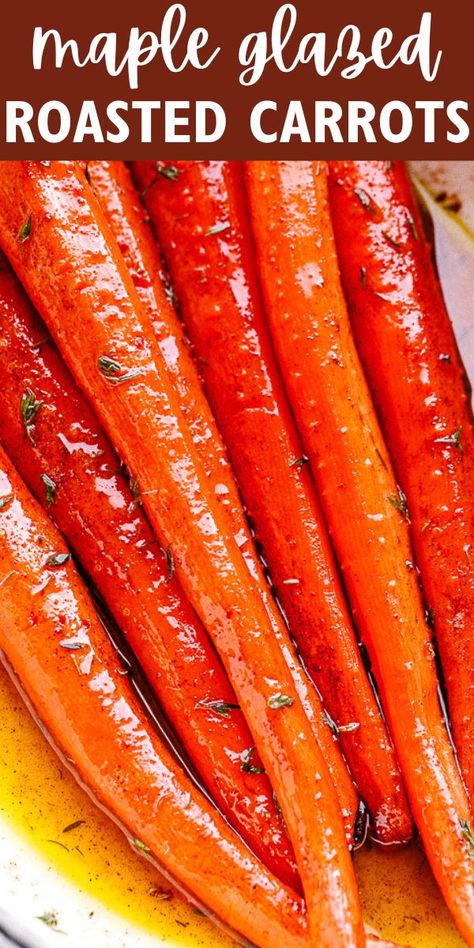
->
[[245, 160, 474, 946], [132, 158, 412, 846], [0, 442, 309, 948], [327, 159, 474, 803], [84, 158, 359, 842], [84, 157, 358, 842], [0, 160, 365, 946], [0, 250, 299, 890]]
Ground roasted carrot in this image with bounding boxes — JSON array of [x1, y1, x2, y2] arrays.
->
[[245, 160, 474, 946], [0, 160, 365, 946], [0, 249, 300, 890], [84, 158, 359, 841], [327, 159, 474, 805], [132, 157, 412, 846], [0, 441, 310, 948]]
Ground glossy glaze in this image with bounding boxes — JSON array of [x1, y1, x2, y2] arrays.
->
[[0, 160, 364, 946], [328, 160, 474, 806], [245, 160, 474, 947], [132, 157, 412, 847], [0, 442, 308, 948], [0, 250, 298, 890], [88, 159, 359, 844]]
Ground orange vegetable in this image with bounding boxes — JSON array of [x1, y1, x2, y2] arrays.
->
[[132, 157, 412, 846], [0, 249, 298, 889], [0, 440, 309, 948], [84, 159, 359, 842], [245, 159, 474, 947], [0, 160, 364, 946], [328, 159, 474, 803]]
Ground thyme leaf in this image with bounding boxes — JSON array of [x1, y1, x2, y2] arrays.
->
[[205, 222, 230, 237], [165, 544, 174, 582], [157, 164, 180, 181], [240, 747, 265, 774], [0, 495, 12, 510], [195, 699, 240, 718], [129, 477, 140, 506], [41, 473, 56, 507], [322, 710, 360, 737], [133, 837, 151, 855], [382, 230, 402, 249], [62, 820, 86, 834], [289, 455, 309, 471], [98, 355, 141, 385], [21, 388, 43, 442], [388, 486, 410, 521], [460, 818, 474, 860], [46, 552, 70, 568], [354, 188, 376, 213], [37, 911, 61, 931], [406, 212, 419, 240], [19, 212, 32, 243], [434, 426, 463, 453], [267, 693, 295, 710]]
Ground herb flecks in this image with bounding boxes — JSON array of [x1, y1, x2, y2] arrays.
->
[[425, 606, 436, 630], [37, 911, 61, 932], [21, 389, 43, 443], [157, 163, 180, 181], [434, 426, 463, 453], [98, 355, 141, 385], [165, 544, 174, 582], [338, 721, 361, 734], [129, 477, 140, 507], [141, 163, 181, 196], [205, 222, 230, 237], [382, 230, 402, 250], [19, 212, 32, 243], [460, 818, 474, 860], [354, 188, 377, 214], [62, 820, 86, 834], [41, 473, 57, 507], [0, 495, 12, 510], [133, 837, 151, 855], [388, 486, 410, 521], [322, 709, 359, 737], [240, 747, 265, 774], [195, 699, 240, 718], [268, 693, 295, 710], [46, 552, 70, 568], [289, 455, 309, 471], [406, 212, 419, 240]]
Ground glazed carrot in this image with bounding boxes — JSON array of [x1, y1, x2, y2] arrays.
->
[[83, 161, 259, 584], [84, 158, 359, 841], [0, 161, 365, 946], [327, 159, 474, 804], [0, 442, 309, 948], [245, 160, 474, 946], [132, 158, 412, 846], [0, 250, 299, 890], [85, 158, 358, 839]]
